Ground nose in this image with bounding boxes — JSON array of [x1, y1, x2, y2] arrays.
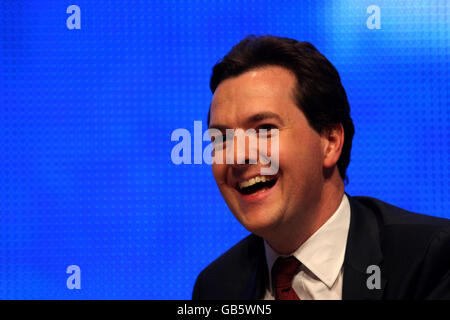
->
[[226, 129, 259, 166]]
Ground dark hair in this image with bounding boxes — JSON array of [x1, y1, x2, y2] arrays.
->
[[208, 35, 355, 184]]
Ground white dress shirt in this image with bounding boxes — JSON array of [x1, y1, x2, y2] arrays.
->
[[263, 193, 351, 300]]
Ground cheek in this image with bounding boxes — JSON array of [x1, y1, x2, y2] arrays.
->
[[212, 163, 226, 184], [278, 132, 323, 178]]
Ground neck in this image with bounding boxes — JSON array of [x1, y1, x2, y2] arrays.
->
[[265, 170, 345, 255]]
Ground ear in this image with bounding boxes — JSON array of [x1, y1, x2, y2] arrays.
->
[[321, 123, 344, 168]]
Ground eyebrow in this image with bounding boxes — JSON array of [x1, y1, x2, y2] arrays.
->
[[209, 111, 284, 131]]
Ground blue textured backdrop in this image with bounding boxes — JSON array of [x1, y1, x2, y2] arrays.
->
[[1, 0, 449, 299]]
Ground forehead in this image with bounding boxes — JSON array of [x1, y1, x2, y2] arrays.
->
[[210, 66, 298, 126]]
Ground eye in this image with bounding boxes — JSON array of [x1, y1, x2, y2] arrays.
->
[[258, 123, 277, 130], [258, 124, 277, 131]]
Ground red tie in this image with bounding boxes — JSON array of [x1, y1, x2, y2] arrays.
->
[[272, 256, 301, 300]]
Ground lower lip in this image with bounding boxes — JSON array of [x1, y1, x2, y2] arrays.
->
[[237, 178, 279, 203]]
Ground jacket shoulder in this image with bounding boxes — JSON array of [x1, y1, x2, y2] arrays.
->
[[351, 195, 450, 255], [192, 234, 264, 300], [350, 195, 450, 299], [352, 195, 450, 228]]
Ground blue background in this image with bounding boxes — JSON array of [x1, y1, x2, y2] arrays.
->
[[1, 0, 449, 299]]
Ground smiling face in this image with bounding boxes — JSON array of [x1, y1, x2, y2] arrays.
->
[[209, 66, 332, 241]]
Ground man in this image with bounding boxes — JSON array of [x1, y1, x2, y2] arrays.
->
[[192, 35, 450, 300]]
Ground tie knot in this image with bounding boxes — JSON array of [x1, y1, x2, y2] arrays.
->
[[272, 256, 301, 289]]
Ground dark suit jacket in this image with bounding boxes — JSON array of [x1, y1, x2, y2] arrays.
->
[[192, 194, 450, 300]]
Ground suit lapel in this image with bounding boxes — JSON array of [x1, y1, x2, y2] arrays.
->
[[240, 235, 267, 300], [342, 194, 387, 300]]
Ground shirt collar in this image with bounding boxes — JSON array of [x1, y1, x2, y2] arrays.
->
[[264, 193, 351, 289]]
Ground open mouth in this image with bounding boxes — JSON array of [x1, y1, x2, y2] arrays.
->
[[236, 175, 278, 195]]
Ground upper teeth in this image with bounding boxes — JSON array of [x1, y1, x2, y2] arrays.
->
[[239, 175, 274, 189]]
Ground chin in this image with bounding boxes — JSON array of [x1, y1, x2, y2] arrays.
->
[[232, 206, 283, 237]]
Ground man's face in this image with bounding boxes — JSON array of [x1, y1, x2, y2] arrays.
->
[[209, 66, 328, 238]]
